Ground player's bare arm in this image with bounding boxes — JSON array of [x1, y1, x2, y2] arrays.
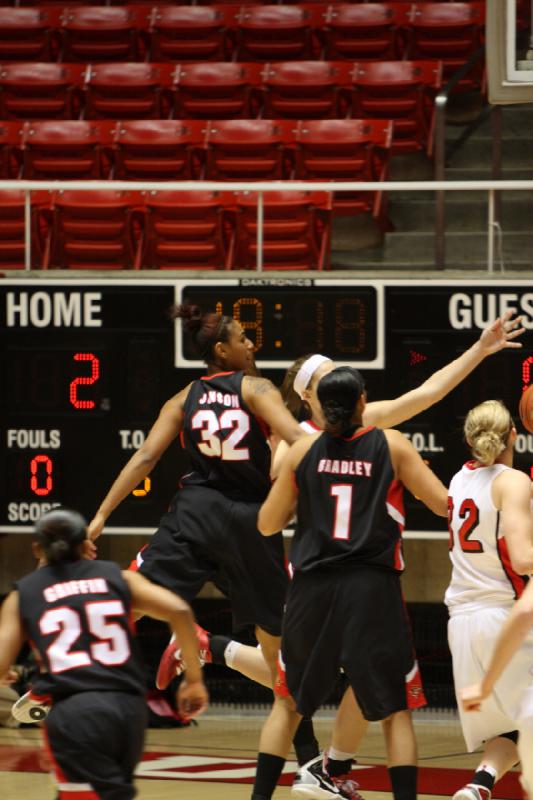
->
[[493, 469, 533, 575], [243, 376, 306, 446], [385, 429, 448, 517], [0, 592, 24, 679], [88, 386, 191, 539], [462, 580, 533, 712], [124, 571, 206, 689], [258, 435, 319, 535], [363, 312, 525, 430]]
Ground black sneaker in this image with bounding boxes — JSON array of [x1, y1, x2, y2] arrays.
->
[[292, 754, 351, 799]]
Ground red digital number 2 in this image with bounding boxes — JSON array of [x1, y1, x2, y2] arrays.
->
[[70, 352, 100, 410]]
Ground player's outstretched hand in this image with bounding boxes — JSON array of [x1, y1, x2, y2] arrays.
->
[[177, 678, 209, 720], [460, 683, 487, 712], [479, 311, 525, 355], [88, 512, 106, 541]]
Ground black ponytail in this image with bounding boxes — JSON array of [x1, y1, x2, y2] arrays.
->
[[317, 367, 365, 436], [35, 508, 87, 564]]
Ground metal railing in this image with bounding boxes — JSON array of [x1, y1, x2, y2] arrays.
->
[[2, 177, 533, 273]]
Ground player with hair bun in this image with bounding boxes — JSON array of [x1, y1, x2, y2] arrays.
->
[[446, 400, 533, 800], [89, 303, 308, 685], [0, 508, 207, 800], [251, 366, 450, 800]]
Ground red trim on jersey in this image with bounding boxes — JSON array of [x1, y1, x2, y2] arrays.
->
[[464, 460, 482, 471], [343, 425, 375, 442], [201, 371, 235, 380], [386, 480, 405, 570], [497, 536, 528, 599], [179, 429, 185, 449]]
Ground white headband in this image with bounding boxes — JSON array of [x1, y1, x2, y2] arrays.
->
[[293, 354, 332, 399]]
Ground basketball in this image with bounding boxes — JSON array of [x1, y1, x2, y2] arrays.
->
[[519, 385, 533, 433]]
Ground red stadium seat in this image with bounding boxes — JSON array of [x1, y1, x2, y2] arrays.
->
[[0, 7, 60, 61], [232, 190, 331, 271], [22, 120, 114, 179], [407, 3, 485, 90], [294, 118, 392, 225], [0, 63, 85, 120], [205, 118, 293, 180], [0, 121, 24, 178], [143, 190, 232, 270], [349, 60, 443, 154], [48, 190, 141, 270], [172, 62, 263, 120], [60, 7, 142, 62], [84, 62, 174, 119], [323, 3, 411, 61], [235, 5, 321, 62], [148, 6, 235, 62], [0, 190, 51, 271], [114, 119, 205, 180], [262, 61, 353, 119]]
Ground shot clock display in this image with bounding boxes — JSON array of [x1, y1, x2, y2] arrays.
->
[[1, 278, 533, 534]]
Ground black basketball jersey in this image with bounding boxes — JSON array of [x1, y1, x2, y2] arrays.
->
[[180, 371, 272, 502], [291, 426, 405, 573], [16, 560, 145, 700]]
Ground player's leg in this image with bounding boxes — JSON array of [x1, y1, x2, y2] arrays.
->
[[381, 710, 418, 800], [452, 733, 519, 800], [252, 694, 303, 800]]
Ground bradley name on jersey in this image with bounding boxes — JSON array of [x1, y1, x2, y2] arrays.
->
[[317, 458, 373, 477]]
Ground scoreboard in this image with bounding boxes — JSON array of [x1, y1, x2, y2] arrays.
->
[[1, 277, 533, 534]]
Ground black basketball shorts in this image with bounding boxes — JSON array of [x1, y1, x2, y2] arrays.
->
[[138, 485, 289, 636], [44, 691, 147, 800], [280, 566, 424, 721]]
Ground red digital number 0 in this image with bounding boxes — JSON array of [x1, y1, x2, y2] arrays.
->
[[30, 454, 53, 497], [70, 353, 100, 410]]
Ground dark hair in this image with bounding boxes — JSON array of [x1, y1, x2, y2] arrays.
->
[[170, 304, 234, 365], [35, 508, 87, 564], [279, 354, 314, 421], [317, 367, 365, 436]]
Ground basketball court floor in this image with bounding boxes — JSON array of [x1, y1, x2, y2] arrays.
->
[[0, 711, 523, 799]]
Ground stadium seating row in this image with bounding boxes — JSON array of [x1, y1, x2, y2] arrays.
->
[[0, 118, 392, 224], [0, 61, 441, 150], [0, 3, 485, 76], [0, 189, 332, 271]]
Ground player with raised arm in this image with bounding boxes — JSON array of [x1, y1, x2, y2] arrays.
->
[[250, 366, 449, 800]]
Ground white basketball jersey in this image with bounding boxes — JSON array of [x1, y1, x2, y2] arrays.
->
[[445, 461, 527, 614]]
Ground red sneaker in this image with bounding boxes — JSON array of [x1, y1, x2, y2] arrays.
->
[[155, 624, 212, 690]]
